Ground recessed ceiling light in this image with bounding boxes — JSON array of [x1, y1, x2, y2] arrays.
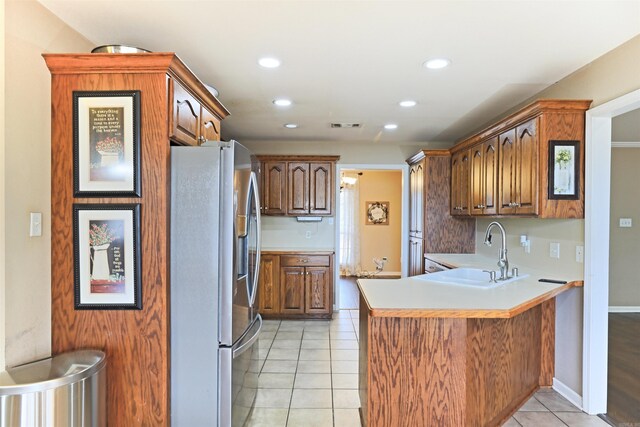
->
[[384, 124, 398, 130], [258, 57, 281, 68], [273, 99, 292, 107], [284, 123, 298, 129], [423, 58, 451, 69], [399, 100, 417, 108]]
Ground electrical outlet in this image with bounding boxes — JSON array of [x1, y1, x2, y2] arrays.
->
[[550, 242, 560, 259], [305, 230, 311, 239], [576, 245, 584, 263], [619, 218, 633, 228]]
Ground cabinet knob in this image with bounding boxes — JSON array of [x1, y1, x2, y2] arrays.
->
[[198, 135, 206, 144]]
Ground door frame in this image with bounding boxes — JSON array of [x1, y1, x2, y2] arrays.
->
[[583, 88, 640, 414], [334, 163, 409, 310]]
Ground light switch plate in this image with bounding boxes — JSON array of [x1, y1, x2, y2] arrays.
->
[[550, 242, 560, 259], [619, 218, 633, 227], [30, 212, 42, 237]]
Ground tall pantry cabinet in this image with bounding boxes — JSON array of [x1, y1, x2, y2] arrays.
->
[[407, 151, 475, 276]]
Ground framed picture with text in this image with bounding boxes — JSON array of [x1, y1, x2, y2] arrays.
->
[[73, 204, 142, 310], [73, 90, 141, 197]]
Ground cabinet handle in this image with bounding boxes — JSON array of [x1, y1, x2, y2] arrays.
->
[[299, 259, 308, 263], [198, 135, 206, 144], [265, 207, 269, 210]]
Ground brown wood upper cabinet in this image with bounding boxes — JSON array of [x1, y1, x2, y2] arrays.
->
[[470, 137, 499, 215], [257, 156, 339, 216], [449, 99, 592, 219], [169, 78, 223, 146]]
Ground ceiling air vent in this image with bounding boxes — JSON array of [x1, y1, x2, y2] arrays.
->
[[330, 123, 361, 128]]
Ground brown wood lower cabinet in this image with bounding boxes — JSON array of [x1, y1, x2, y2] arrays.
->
[[259, 251, 334, 319]]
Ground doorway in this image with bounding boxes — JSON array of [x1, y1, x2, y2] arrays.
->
[[335, 164, 408, 310], [583, 89, 640, 415]]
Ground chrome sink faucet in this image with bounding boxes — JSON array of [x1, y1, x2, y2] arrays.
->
[[483, 221, 509, 280]]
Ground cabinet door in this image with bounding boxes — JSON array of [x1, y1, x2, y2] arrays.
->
[[409, 236, 424, 277], [200, 107, 221, 143], [280, 267, 305, 314], [470, 144, 485, 215], [451, 150, 470, 216], [515, 119, 538, 215], [409, 165, 417, 234], [287, 162, 310, 215], [169, 80, 201, 146], [482, 138, 499, 215], [499, 129, 517, 215], [414, 162, 424, 237], [305, 267, 331, 314], [263, 161, 287, 215], [258, 255, 280, 315], [309, 162, 332, 215]]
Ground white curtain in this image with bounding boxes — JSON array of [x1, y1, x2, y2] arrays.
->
[[339, 176, 361, 276]]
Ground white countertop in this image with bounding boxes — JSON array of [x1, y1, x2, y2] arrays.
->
[[358, 253, 581, 318]]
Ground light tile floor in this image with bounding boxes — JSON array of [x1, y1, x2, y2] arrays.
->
[[247, 310, 610, 427]]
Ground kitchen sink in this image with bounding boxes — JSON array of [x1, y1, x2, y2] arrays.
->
[[413, 267, 529, 288]]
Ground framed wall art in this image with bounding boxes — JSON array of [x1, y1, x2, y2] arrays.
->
[[548, 140, 580, 200], [73, 90, 141, 197], [366, 201, 389, 225], [73, 204, 142, 310]]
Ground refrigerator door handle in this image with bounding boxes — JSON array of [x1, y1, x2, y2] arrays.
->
[[249, 171, 261, 308], [233, 314, 262, 359]]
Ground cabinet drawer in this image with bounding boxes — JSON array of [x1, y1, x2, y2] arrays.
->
[[424, 258, 448, 274], [280, 255, 330, 267]]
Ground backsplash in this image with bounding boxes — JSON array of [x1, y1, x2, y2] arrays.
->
[[261, 216, 335, 249], [475, 218, 585, 280]]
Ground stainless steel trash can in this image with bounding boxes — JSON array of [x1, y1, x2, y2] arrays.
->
[[0, 350, 106, 427]]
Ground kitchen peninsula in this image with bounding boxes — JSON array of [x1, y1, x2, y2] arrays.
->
[[357, 268, 582, 427]]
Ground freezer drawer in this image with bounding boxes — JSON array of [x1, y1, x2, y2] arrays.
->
[[220, 315, 262, 427]]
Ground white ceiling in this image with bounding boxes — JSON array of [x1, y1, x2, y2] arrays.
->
[[37, 0, 640, 145]]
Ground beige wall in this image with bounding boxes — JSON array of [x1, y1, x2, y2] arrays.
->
[[4, 0, 93, 367], [358, 171, 402, 273], [609, 147, 640, 307], [1, 1, 7, 371], [261, 216, 335, 250]]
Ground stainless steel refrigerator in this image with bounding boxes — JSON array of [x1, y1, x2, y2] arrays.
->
[[170, 140, 262, 426]]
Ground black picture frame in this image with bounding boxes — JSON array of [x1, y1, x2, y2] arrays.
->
[[548, 140, 580, 200], [73, 204, 142, 310], [73, 90, 141, 197]]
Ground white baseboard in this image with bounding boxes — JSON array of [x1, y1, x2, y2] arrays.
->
[[553, 378, 583, 410], [608, 306, 640, 313]]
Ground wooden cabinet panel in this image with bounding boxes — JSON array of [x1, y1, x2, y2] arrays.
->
[[287, 162, 310, 215], [451, 150, 471, 216], [409, 162, 424, 238], [309, 162, 332, 215], [170, 81, 201, 146], [258, 255, 280, 315], [200, 107, 220, 143], [280, 255, 330, 267], [409, 236, 424, 277], [280, 266, 306, 314], [498, 119, 538, 215], [263, 161, 287, 215], [515, 120, 538, 215], [470, 138, 498, 215], [305, 267, 331, 314]]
